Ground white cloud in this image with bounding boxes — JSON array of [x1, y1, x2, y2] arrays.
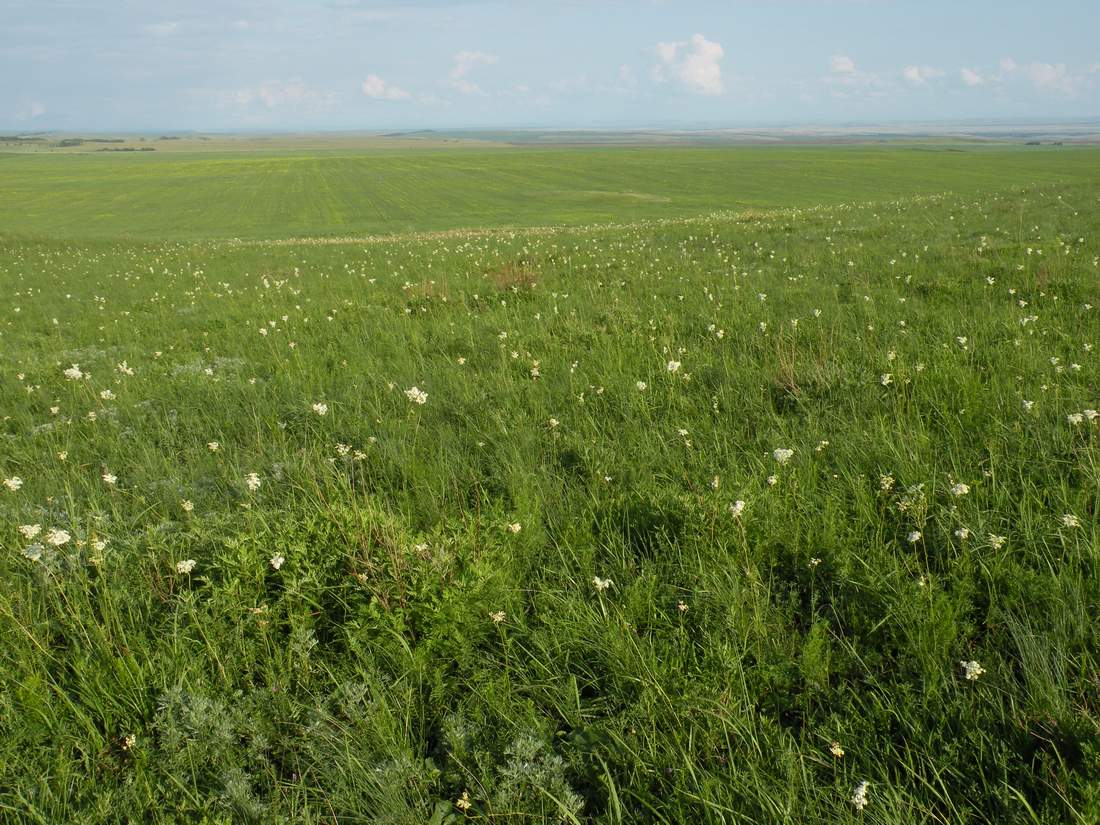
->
[[203, 79, 337, 110], [830, 55, 856, 74], [546, 76, 586, 95], [145, 21, 178, 36], [257, 79, 334, 108], [961, 56, 1091, 96], [819, 55, 886, 98], [902, 65, 943, 85], [960, 68, 984, 87], [14, 100, 46, 121], [653, 33, 725, 96], [1023, 61, 1079, 95], [361, 74, 410, 100], [448, 51, 498, 95]]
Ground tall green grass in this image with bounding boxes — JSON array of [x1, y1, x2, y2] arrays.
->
[[0, 176, 1098, 822]]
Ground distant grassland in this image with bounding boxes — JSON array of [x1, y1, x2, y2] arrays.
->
[[2, 144, 1098, 240]]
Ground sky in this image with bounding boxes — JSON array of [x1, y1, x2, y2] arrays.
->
[[3, 0, 1099, 131]]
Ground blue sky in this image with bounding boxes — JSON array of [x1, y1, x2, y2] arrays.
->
[[4, 0, 1099, 131]]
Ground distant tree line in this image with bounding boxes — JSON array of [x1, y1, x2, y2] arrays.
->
[[58, 138, 126, 147]]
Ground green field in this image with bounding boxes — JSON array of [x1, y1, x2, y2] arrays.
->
[[2, 144, 1098, 239], [2, 145, 1100, 823]]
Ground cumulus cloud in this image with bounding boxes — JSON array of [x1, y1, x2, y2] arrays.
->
[[820, 55, 886, 98], [830, 54, 856, 74], [361, 73, 410, 100], [961, 57, 1090, 95], [960, 68, 984, 87], [902, 65, 943, 85], [1023, 61, 1079, 95], [653, 33, 725, 96], [448, 50, 498, 95]]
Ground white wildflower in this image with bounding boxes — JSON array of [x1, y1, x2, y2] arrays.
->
[[851, 781, 870, 811], [176, 559, 196, 574], [45, 528, 71, 546], [22, 544, 44, 562], [960, 660, 985, 680]]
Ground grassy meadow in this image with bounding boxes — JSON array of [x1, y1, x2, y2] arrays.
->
[[2, 143, 1098, 240], [1, 144, 1100, 823]]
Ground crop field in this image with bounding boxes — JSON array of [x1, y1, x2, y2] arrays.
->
[[2, 145, 1100, 823]]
